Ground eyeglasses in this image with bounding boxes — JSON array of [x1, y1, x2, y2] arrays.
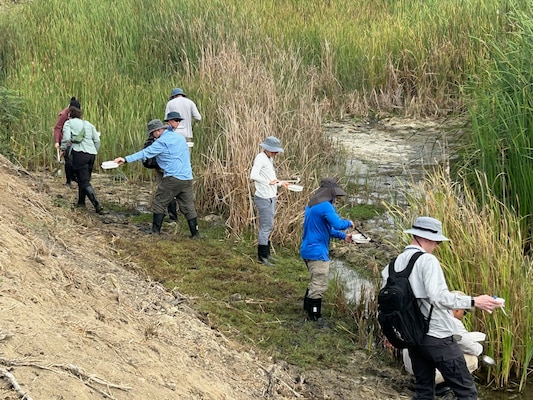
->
[[463, 309, 469, 315]]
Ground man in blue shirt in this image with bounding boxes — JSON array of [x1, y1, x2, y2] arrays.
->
[[300, 178, 353, 326], [114, 113, 200, 237]]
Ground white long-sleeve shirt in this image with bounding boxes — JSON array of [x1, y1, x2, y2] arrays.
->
[[381, 245, 474, 338], [250, 151, 278, 199]]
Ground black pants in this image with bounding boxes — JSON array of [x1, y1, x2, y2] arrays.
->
[[72, 150, 95, 191], [64, 146, 76, 184], [409, 335, 477, 400]]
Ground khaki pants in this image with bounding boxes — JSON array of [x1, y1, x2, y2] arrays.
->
[[305, 260, 329, 299]]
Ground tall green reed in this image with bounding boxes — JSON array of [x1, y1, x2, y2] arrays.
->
[[460, 3, 533, 249], [388, 168, 533, 390]]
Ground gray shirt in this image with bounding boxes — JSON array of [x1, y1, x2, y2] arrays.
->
[[381, 245, 473, 338]]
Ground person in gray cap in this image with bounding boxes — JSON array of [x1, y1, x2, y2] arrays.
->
[[114, 114, 200, 238], [381, 216, 504, 400], [300, 178, 354, 326], [249, 136, 290, 266], [165, 87, 201, 141]]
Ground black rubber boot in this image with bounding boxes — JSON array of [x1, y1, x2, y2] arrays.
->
[[168, 199, 178, 222], [307, 298, 327, 328], [85, 185, 103, 214], [76, 185, 86, 207], [187, 218, 201, 239], [151, 213, 165, 234], [258, 245, 273, 266], [303, 288, 309, 312]]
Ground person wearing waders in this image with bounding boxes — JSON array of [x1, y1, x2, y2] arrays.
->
[[249, 136, 289, 266], [113, 113, 200, 238], [299, 178, 353, 328]]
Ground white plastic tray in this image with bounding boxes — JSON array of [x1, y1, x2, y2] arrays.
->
[[101, 161, 119, 170], [287, 184, 304, 192], [352, 233, 371, 244]]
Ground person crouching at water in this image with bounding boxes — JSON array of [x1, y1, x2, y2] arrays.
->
[[114, 113, 200, 238], [61, 106, 103, 214]]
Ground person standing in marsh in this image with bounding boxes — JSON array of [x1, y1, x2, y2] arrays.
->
[[114, 113, 201, 238], [300, 178, 353, 327], [54, 96, 81, 187], [382, 216, 504, 400], [60, 106, 103, 214], [164, 88, 201, 142], [250, 136, 289, 266]]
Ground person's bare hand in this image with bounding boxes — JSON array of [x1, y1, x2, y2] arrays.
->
[[473, 295, 505, 313], [114, 157, 126, 165], [344, 234, 353, 243]]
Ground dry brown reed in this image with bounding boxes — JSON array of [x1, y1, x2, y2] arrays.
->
[[194, 42, 339, 247]]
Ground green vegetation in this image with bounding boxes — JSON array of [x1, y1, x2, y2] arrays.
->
[[114, 217, 378, 369], [388, 169, 533, 391], [2, 0, 533, 392]]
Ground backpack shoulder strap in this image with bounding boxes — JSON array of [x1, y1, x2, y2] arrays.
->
[[395, 251, 424, 278], [387, 257, 398, 277]]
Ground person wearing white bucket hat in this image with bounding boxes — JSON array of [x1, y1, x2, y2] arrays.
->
[[250, 136, 290, 266], [381, 216, 505, 400]]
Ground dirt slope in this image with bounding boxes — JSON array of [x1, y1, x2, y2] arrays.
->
[[0, 155, 409, 400]]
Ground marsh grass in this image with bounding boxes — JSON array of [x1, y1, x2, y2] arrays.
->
[[388, 168, 533, 390], [0, 0, 513, 245]]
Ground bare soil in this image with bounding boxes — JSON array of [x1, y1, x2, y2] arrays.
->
[[0, 155, 413, 400]]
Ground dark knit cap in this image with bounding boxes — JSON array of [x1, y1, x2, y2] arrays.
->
[[69, 97, 81, 109]]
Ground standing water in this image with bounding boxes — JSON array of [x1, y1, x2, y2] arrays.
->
[[325, 117, 530, 399]]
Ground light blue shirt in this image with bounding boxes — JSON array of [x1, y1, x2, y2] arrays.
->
[[125, 128, 192, 180]]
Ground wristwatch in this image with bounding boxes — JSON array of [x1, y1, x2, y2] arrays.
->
[[471, 297, 475, 307]]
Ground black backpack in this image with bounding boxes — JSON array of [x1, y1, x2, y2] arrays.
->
[[142, 136, 160, 169], [377, 251, 433, 349]]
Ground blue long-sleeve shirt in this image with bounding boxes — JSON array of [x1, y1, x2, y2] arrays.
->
[[300, 201, 352, 261], [125, 128, 192, 180]]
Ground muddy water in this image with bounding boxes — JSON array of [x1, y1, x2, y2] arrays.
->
[[326, 117, 530, 399]]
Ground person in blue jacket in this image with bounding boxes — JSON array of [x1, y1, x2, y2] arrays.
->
[[114, 113, 200, 237], [300, 178, 353, 325]]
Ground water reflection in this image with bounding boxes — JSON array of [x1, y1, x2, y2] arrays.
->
[[330, 259, 375, 302]]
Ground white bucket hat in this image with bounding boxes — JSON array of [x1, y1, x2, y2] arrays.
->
[[404, 216, 450, 242]]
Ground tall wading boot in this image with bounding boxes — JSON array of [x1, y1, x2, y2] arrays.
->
[[76, 185, 86, 208], [150, 213, 165, 234], [168, 199, 178, 222], [85, 185, 103, 214], [307, 298, 327, 328], [257, 245, 273, 266], [303, 288, 309, 312], [187, 218, 201, 239]]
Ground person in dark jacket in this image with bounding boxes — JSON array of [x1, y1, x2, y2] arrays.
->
[[300, 178, 353, 326], [142, 123, 178, 223]]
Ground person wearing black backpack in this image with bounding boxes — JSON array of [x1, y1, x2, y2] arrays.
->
[[380, 217, 504, 400]]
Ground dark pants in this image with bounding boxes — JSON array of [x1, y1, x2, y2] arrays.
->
[[64, 146, 76, 184], [409, 335, 477, 400], [72, 150, 95, 191], [153, 176, 197, 220]]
